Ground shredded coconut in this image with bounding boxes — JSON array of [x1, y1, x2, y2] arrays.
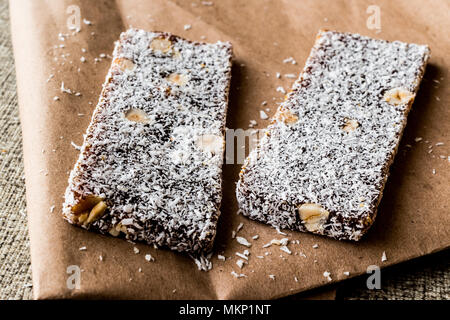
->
[[62, 29, 232, 255], [236, 30, 430, 241], [236, 236, 251, 247], [381, 251, 387, 262]]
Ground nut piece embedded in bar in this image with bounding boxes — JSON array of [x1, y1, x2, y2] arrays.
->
[[383, 87, 415, 105], [274, 108, 298, 124], [85, 201, 107, 225], [167, 73, 189, 86], [113, 57, 136, 71], [150, 37, 172, 53], [342, 118, 359, 133], [71, 195, 103, 215], [125, 108, 150, 123], [298, 203, 330, 232]]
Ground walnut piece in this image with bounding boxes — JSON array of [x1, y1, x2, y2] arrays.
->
[[71, 196, 107, 226], [167, 73, 189, 86], [298, 203, 329, 232], [85, 201, 107, 224], [124, 108, 150, 123], [342, 118, 359, 133], [274, 108, 298, 124], [383, 87, 415, 105], [108, 227, 120, 237], [150, 37, 172, 53], [108, 222, 128, 237], [71, 195, 103, 215], [76, 212, 89, 224], [113, 57, 136, 71]]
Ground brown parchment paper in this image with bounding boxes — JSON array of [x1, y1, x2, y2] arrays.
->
[[9, 0, 449, 299]]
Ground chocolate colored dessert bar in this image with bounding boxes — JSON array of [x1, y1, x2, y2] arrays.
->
[[236, 30, 430, 240], [63, 29, 232, 253]]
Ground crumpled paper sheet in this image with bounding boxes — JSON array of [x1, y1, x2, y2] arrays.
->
[[9, 0, 449, 299]]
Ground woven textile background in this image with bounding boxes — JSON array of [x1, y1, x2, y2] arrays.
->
[[0, 0, 448, 300]]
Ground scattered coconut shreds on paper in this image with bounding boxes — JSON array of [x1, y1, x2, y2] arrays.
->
[[280, 246, 292, 255], [190, 253, 213, 271], [252, 235, 259, 240], [269, 274, 276, 280], [47, 74, 54, 82], [276, 86, 286, 94], [381, 251, 387, 262], [60, 82, 73, 94], [145, 254, 155, 262], [343, 271, 350, 276], [260, 110, 269, 120], [79, 246, 87, 251], [271, 238, 289, 246], [236, 259, 246, 269], [133, 247, 140, 254], [183, 24, 192, 31], [323, 271, 332, 281], [236, 222, 244, 233], [236, 252, 249, 261], [70, 141, 82, 151], [236, 236, 252, 247], [282, 57, 297, 64], [231, 271, 247, 278]]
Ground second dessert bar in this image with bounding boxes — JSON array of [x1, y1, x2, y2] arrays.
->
[[236, 30, 430, 240]]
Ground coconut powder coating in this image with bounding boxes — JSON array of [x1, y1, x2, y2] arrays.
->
[[236, 30, 430, 241], [63, 29, 232, 253]]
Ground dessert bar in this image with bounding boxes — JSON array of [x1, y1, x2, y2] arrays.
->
[[236, 30, 429, 240], [63, 29, 233, 253]]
